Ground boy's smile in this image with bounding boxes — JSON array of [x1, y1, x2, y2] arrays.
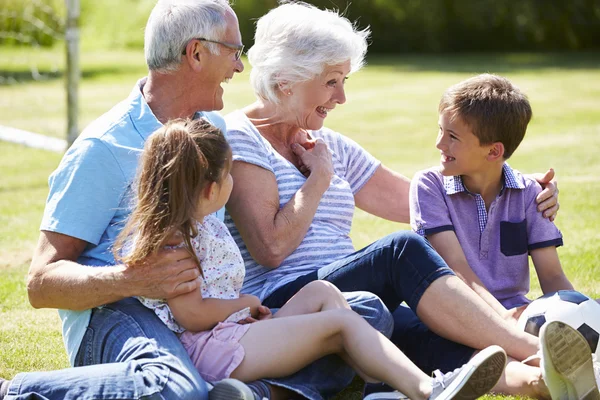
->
[[436, 111, 491, 178]]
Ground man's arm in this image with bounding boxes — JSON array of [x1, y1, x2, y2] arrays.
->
[[27, 231, 201, 310], [428, 230, 509, 316]]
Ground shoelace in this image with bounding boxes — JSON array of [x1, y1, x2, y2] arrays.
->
[[431, 368, 456, 389]]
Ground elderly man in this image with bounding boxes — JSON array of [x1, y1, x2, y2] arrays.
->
[[1, 1, 242, 399]]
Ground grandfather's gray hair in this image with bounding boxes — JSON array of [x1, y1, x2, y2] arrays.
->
[[248, 1, 370, 104], [145, 0, 231, 73]]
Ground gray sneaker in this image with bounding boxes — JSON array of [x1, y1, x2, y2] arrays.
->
[[429, 345, 506, 400], [209, 379, 264, 400], [540, 320, 600, 400]]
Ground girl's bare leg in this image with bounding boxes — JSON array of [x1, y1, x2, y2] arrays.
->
[[273, 280, 351, 317], [231, 309, 432, 400], [272, 281, 382, 382], [416, 275, 539, 360]]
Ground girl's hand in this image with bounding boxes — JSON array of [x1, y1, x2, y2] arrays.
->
[[237, 305, 273, 324], [256, 305, 273, 320]]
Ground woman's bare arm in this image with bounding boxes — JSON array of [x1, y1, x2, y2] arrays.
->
[[354, 165, 411, 224]]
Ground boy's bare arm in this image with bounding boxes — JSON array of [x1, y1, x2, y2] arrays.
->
[[530, 246, 574, 294], [428, 230, 508, 316]]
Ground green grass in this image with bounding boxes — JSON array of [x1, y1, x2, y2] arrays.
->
[[1, 48, 600, 399]]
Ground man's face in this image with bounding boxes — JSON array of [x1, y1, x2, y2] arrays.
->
[[201, 7, 244, 111]]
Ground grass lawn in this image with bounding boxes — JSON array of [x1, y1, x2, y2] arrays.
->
[[1, 47, 599, 399]]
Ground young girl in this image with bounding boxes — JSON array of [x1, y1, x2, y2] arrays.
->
[[114, 118, 507, 400]]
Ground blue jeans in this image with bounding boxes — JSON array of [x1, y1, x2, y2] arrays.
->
[[6, 296, 391, 400], [264, 231, 474, 397], [265, 231, 454, 313], [7, 298, 209, 400]]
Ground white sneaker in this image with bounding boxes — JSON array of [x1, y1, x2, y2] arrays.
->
[[364, 391, 408, 399], [593, 354, 600, 387], [365, 345, 506, 400], [209, 379, 265, 400], [540, 321, 600, 400], [428, 345, 506, 400]]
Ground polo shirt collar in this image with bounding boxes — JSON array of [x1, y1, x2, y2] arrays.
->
[[128, 78, 210, 141], [443, 163, 525, 195], [128, 77, 163, 141]]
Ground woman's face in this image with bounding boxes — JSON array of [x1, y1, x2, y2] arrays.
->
[[283, 60, 351, 130]]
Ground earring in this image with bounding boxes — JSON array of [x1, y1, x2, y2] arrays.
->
[[287, 90, 292, 95]]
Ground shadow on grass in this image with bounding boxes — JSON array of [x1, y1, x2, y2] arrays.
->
[[367, 52, 600, 73]]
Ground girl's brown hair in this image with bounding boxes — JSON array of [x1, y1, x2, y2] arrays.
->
[[113, 118, 231, 274]]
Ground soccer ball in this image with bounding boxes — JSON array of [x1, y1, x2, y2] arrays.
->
[[517, 290, 600, 357]]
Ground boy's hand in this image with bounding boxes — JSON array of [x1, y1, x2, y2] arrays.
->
[[504, 304, 528, 325], [533, 168, 559, 221]]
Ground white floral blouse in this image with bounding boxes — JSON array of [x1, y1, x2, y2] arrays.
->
[[138, 214, 250, 333]]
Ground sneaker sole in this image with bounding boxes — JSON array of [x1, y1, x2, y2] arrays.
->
[[442, 345, 507, 400], [544, 322, 600, 400]]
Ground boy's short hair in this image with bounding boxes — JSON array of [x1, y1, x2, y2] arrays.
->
[[438, 74, 532, 159]]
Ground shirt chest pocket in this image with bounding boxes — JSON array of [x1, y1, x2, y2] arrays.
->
[[500, 220, 528, 256]]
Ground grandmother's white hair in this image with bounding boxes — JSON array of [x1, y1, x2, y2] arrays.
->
[[248, 1, 370, 104], [145, 0, 231, 73]]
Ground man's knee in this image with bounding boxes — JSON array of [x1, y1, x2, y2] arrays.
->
[[344, 291, 393, 338]]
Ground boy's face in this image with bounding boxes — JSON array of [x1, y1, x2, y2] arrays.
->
[[436, 111, 492, 177]]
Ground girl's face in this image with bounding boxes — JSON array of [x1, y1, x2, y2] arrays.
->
[[280, 60, 351, 130], [196, 156, 233, 219]]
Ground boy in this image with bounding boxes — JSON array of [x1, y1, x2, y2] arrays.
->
[[409, 73, 598, 400]]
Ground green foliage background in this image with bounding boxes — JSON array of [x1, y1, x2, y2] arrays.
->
[[2, 0, 600, 52]]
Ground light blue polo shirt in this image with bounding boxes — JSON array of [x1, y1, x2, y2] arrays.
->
[[40, 77, 225, 365]]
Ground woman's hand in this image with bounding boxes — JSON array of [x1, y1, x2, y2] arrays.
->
[[291, 138, 333, 181], [533, 168, 559, 221]]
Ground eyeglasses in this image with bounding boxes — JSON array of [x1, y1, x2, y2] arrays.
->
[[182, 38, 244, 60]]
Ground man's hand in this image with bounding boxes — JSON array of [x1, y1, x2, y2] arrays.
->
[[533, 168, 559, 221], [123, 245, 201, 300]]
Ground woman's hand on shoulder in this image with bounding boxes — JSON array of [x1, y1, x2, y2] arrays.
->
[[532, 168, 559, 221], [292, 138, 333, 182]]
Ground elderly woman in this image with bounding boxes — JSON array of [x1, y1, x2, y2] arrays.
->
[[225, 2, 558, 399]]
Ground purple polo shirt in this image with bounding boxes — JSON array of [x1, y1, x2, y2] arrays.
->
[[410, 164, 563, 308]]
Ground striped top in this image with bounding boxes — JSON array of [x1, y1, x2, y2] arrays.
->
[[224, 110, 381, 300]]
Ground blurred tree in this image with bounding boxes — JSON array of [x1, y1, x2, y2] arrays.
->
[[2, 0, 599, 53]]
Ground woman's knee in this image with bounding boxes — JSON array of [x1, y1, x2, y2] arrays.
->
[[388, 230, 431, 252]]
